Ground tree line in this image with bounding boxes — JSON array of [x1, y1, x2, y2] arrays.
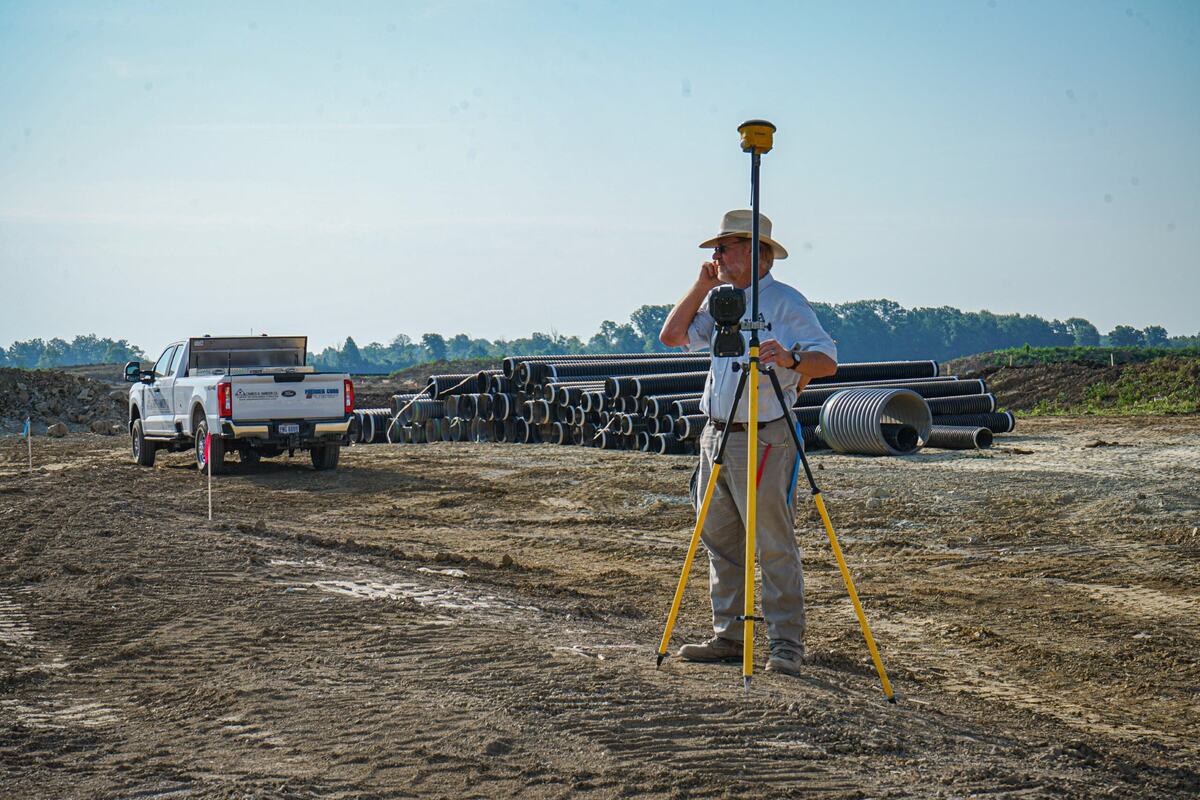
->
[[0, 335, 144, 369], [3, 304, 1196, 371], [309, 300, 1200, 373]]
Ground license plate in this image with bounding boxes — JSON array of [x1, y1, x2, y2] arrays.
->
[[278, 423, 300, 435]]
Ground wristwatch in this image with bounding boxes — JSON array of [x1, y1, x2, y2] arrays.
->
[[788, 345, 805, 371]]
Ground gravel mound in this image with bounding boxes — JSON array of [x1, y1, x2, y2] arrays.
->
[[0, 367, 126, 435]]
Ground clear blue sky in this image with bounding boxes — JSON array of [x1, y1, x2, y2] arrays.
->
[[1, 0, 1197, 357]]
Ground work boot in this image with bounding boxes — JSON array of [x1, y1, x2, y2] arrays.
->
[[765, 640, 804, 676], [677, 636, 742, 663]]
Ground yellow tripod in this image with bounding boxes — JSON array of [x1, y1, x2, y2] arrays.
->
[[655, 121, 895, 700]]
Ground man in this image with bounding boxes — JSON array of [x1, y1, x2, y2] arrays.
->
[[659, 209, 837, 676]]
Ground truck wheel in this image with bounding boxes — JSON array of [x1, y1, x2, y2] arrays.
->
[[131, 419, 156, 467], [310, 443, 340, 471], [194, 420, 226, 475]]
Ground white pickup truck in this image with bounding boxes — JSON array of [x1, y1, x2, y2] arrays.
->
[[124, 335, 354, 473]]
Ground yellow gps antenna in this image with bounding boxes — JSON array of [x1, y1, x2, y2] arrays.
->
[[738, 119, 775, 155]]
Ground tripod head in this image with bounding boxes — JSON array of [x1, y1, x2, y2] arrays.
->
[[709, 286, 747, 357]]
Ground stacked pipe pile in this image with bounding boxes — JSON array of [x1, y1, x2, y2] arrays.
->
[[373, 354, 1015, 455]]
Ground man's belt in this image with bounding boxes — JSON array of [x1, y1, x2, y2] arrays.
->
[[708, 417, 782, 433]]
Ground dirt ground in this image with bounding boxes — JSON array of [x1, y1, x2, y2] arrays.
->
[[1, 417, 1198, 798]]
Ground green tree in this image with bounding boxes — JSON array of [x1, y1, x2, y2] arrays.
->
[[629, 304, 672, 351], [1107, 325, 1145, 347], [421, 333, 447, 362], [1065, 317, 1101, 347], [341, 336, 365, 371], [1142, 325, 1169, 347]]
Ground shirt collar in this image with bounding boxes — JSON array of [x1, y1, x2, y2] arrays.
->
[[737, 272, 776, 293]]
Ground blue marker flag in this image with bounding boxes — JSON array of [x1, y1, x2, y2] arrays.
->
[[21, 417, 30, 438]]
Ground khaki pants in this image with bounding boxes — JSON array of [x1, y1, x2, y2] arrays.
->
[[692, 417, 805, 648]]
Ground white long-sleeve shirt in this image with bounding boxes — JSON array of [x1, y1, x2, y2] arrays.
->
[[687, 272, 837, 423]]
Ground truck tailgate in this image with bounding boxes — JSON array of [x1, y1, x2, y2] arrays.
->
[[229, 375, 344, 420]]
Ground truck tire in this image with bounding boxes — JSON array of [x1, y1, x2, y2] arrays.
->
[[131, 418, 156, 467], [310, 443, 340, 471], [194, 419, 226, 475]]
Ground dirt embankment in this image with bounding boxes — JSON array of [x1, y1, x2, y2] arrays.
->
[[1, 417, 1198, 797], [945, 355, 1200, 414]]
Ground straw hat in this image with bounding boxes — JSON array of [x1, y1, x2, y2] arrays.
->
[[698, 209, 788, 260]]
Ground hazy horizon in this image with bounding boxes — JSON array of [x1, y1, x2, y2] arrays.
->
[[2, 1, 1197, 357]]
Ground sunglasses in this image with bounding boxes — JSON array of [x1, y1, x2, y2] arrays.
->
[[714, 239, 749, 255]]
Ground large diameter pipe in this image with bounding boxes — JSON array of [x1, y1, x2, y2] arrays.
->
[[818, 388, 933, 456], [926, 425, 993, 449]]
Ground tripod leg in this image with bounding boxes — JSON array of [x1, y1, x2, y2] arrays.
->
[[656, 463, 720, 668], [656, 367, 749, 667], [765, 368, 896, 702]]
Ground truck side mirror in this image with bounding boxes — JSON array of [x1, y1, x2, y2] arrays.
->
[[124, 361, 141, 383]]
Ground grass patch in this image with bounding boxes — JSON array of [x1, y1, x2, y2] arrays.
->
[[1020, 356, 1200, 416]]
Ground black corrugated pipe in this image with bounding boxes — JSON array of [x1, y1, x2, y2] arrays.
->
[[551, 421, 571, 445], [427, 373, 477, 398], [581, 421, 598, 447], [807, 360, 939, 386], [606, 371, 709, 399], [410, 425, 426, 444], [671, 398, 703, 417], [346, 412, 363, 445], [359, 411, 376, 445], [931, 411, 1015, 433], [514, 418, 534, 444], [476, 393, 493, 420], [491, 420, 506, 442], [490, 375, 515, 394], [424, 418, 441, 443], [653, 433, 686, 455], [539, 356, 711, 386], [675, 414, 707, 439], [644, 392, 702, 417], [926, 393, 996, 415], [410, 398, 446, 423], [494, 394, 512, 420], [512, 351, 708, 384], [442, 419, 457, 442], [927, 425, 994, 449], [475, 370, 501, 392], [505, 351, 696, 380], [458, 394, 477, 420], [572, 425, 585, 446], [598, 430, 622, 450], [796, 378, 987, 408], [392, 393, 419, 419], [444, 395, 461, 418]]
